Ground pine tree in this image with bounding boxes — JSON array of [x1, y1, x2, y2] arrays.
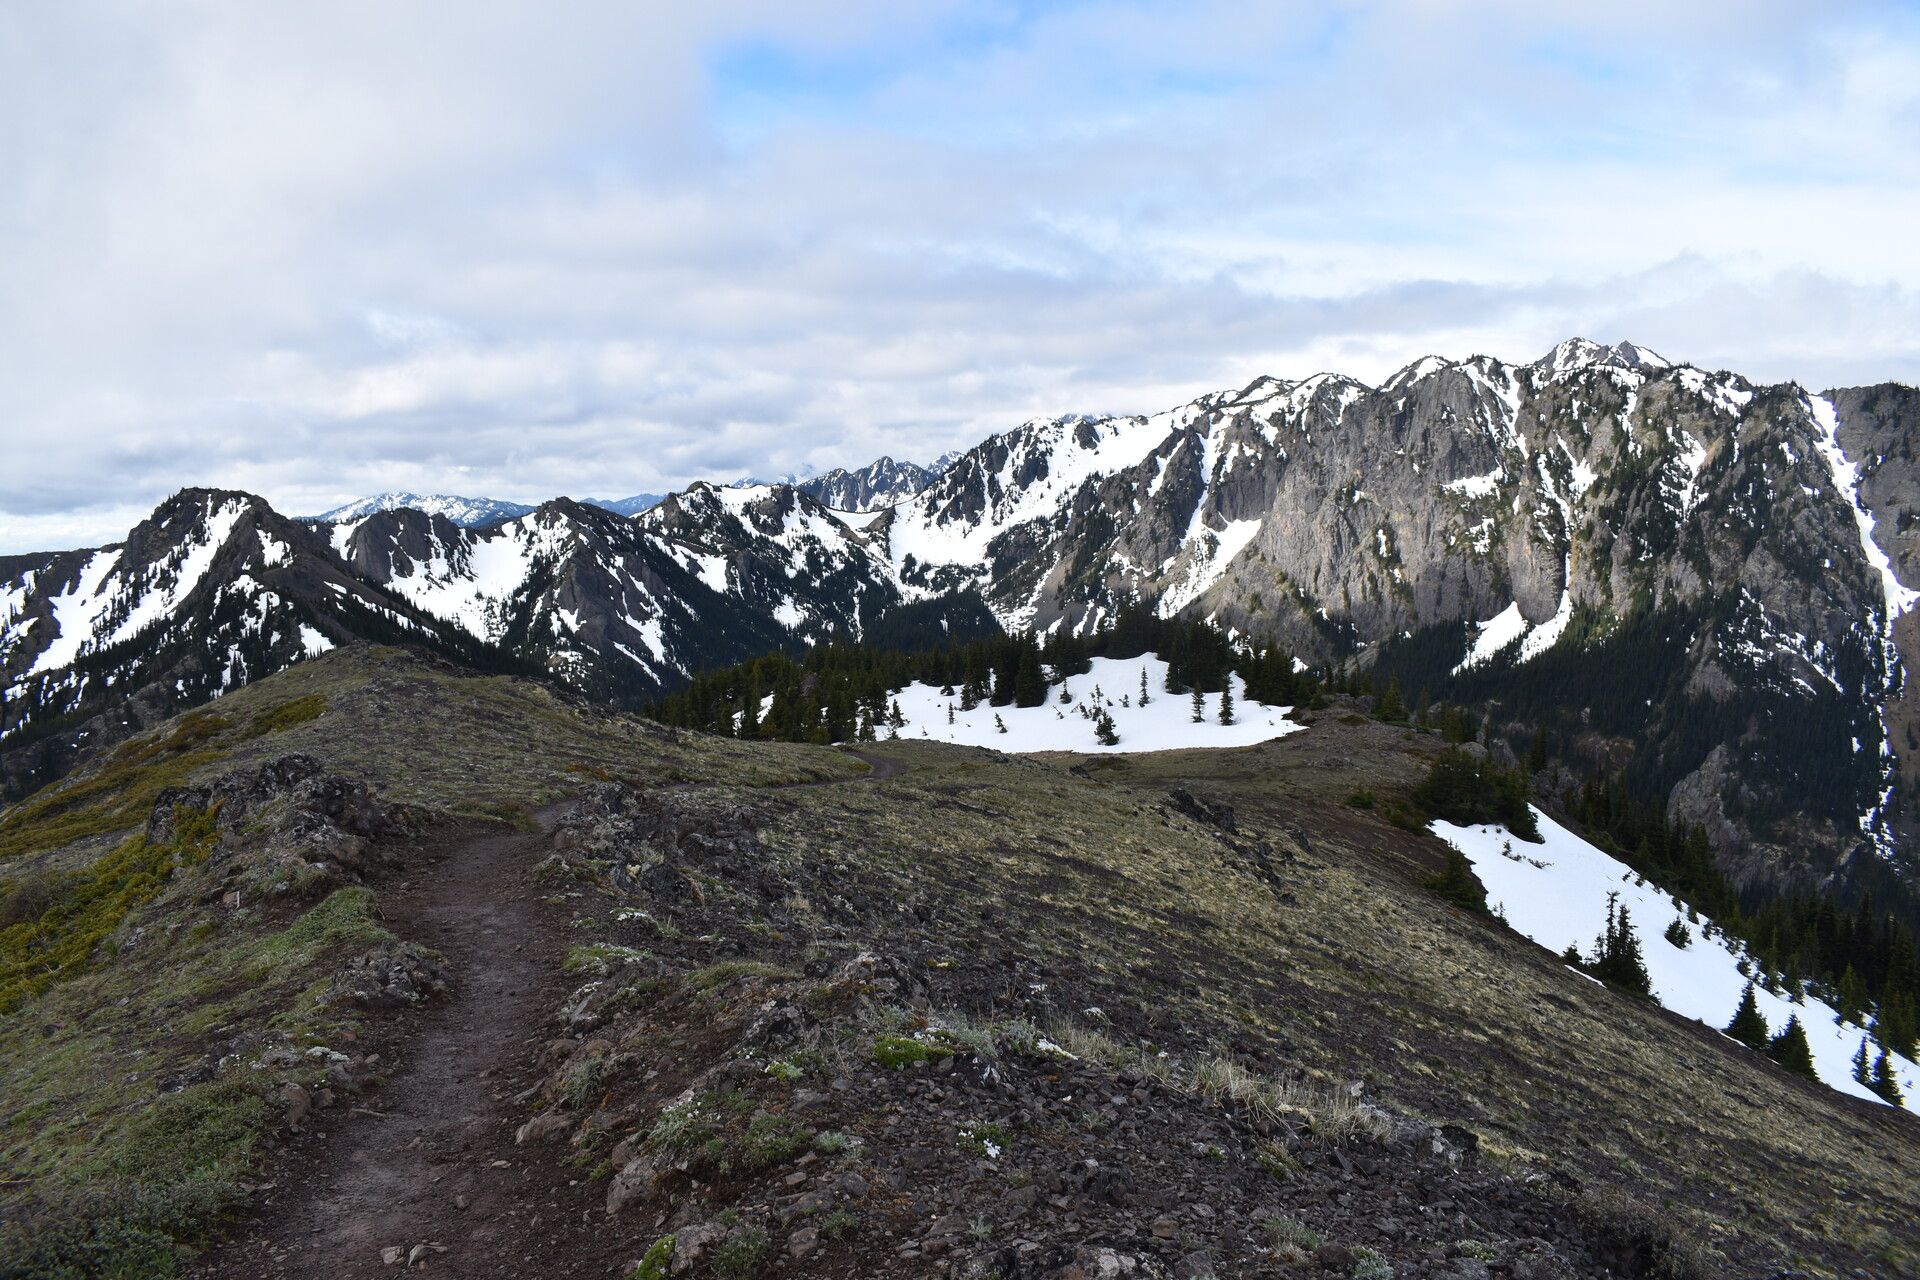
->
[[994, 714, 1007, 734], [1726, 982, 1770, 1050], [1190, 688, 1205, 723], [1218, 684, 1235, 725], [1588, 894, 1652, 996], [1767, 1015, 1818, 1081], [946, 703, 955, 725], [1376, 677, 1405, 722], [1853, 1035, 1873, 1085], [889, 700, 906, 730], [1094, 709, 1119, 746], [1869, 1047, 1904, 1104], [1139, 667, 1150, 706], [1013, 645, 1047, 708]]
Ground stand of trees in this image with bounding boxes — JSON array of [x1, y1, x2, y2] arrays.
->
[[647, 609, 1324, 746]]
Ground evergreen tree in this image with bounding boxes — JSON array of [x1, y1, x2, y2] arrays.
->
[[994, 714, 1007, 734], [1424, 848, 1488, 914], [1767, 1015, 1818, 1081], [1190, 688, 1205, 723], [1869, 1046, 1904, 1104], [1094, 709, 1119, 746], [1663, 918, 1691, 949], [1013, 644, 1048, 708], [1588, 894, 1652, 996], [1139, 667, 1150, 706], [1376, 676, 1405, 722], [1218, 684, 1235, 725], [1726, 982, 1771, 1050], [1853, 1035, 1873, 1085]]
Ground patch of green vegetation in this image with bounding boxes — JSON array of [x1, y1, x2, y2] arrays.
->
[[627, 1235, 674, 1280], [0, 874, 395, 1278], [684, 959, 795, 992], [0, 804, 219, 1013], [238, 693, 327, 740], [818, 1209, 858, 1241], [870, 1032, 952, 1069], [563, 943, 649, 977], [1352, 1247, 1393, 1280], [741, 1113, 812, 1166], [1423, 847, 1490, 915], [452, 799, 542, 832], [811, 1130, 854, 1155], [0, 711, 231, 861], [709, 1224, 769, 1279], [1264, 1214, 1320, 1252], [957, 1121, 1015, 1159]]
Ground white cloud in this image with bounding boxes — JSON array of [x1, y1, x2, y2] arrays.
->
[[1, 1, 1916, 552]]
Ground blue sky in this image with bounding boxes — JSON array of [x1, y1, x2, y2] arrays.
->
[[2, 1, 1917, 551]]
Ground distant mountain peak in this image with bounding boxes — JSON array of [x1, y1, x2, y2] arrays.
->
[[309, 492, 534, 528]]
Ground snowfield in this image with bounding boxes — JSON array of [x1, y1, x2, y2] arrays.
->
[[879, 655, 1303, 754], [1435, 809, 1919, 1111]]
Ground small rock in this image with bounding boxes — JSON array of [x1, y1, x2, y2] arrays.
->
[[406, 1244, 429, 1267], [515, 1112, 572, 1145], [1151, 1217, 1179, 1239], [380, 1246, 404, 1266], [1314, 1243, 1355, 1271], [788, 1226, 820, 1261], [1174, 1251, 1216, 1280]]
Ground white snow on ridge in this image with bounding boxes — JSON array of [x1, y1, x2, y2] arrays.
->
[[880, 656, 1302, 754], [1807, 394, 1919, 631], [1452, 602, 1528, 672], [1436, 810, 1918, 1112]]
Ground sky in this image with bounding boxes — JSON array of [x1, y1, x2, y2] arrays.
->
[[3, 1, 1918, 553]]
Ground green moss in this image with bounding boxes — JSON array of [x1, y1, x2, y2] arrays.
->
[[238, 694, 327, 739], [627, 1236, 674, 1280], [871, 1033, 952, 1069], [684, 960, 795, 992], [0, 804, 220, 1014], [0, 717, 229, 861]]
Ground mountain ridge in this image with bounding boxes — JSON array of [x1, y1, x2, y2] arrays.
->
[[6, 338, 1917, 920]]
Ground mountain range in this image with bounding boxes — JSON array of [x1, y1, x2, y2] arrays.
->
[[4, 338, 1917, 917]]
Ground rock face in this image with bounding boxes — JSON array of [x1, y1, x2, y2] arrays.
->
[[877, 340, 1917, 903], [796, 455, 938, 511]]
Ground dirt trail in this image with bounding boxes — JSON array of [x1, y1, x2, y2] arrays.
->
[[194, 748, 906, 1279]]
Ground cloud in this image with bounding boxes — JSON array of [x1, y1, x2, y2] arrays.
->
[[1, 1, 1916, 551]]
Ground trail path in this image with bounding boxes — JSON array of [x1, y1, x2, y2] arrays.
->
[[194, 748, 903, 1278]]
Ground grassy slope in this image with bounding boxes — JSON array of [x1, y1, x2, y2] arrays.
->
[[0, 645, 856, 1271], [735, 725, 1920, 1276]]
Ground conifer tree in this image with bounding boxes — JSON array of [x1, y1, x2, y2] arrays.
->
[[1094, 709, 1119, 746], [1767, 1015, 1818, 1081], [1853, 1035, 1873, 1085], [1869, 1046, 1904, 1104], [994, 714, 1007, 734], [1191, 688, 1205, 723], [1726, 982, 1770, 1050], [1588, 894, 1652, 996], [1139, 667, 1150, 706], [1013, 645, 1048, 708], [1376, 676, 1405, 722], [1218, 684, 1235, 725]]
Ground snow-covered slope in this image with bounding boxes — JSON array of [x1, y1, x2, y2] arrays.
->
[[309, 492, 536, 527], [879, 655, 1302, 754], [1435, 810, 1919, 1112]]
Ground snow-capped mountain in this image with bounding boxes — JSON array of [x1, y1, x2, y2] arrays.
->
[[0, 490, 501, 797], [795, 456, 938, 511], [576, 493, 667, 517], [8, 339, 1918, 915], [308, 492, 536, 528], [871, 338, 1918, 899]]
